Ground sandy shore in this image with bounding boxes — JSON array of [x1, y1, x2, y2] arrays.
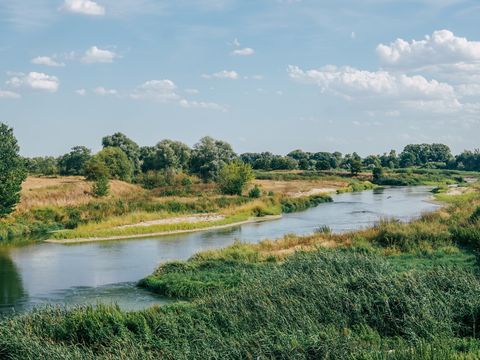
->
[[45, 215, 282, 244]]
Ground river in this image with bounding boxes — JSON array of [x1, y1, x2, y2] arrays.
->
[[0, 186, 439, 314]]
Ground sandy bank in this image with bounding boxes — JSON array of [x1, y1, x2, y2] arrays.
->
[[45, 215, 282, 244]]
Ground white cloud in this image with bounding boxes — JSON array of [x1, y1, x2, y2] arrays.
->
[[60, 0, 106, 16], [132, 79, 226, 111], [93, 86, 117, 96], [202, 70, 239, 79], [7, 72, 59, 92], [82, 46, 118, 64], [131, 80, 180, 102], [0, 89, 21, 99], [230, 47, 255, 56], [31, 56, 65, 67], [185, 88, 199, 94], [76, 89, 86, 96], [288, 65, 455, 100], [377, 30, 480, 68], [351, 31, 356, 39], [179, 99, 226, 111]]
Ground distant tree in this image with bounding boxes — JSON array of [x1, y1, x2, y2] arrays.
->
[[217, 161, 254, 195], [372, 166, 384, 182], [58, 146, 92, 176], [102, 132, 141, 174], [87, 147, 134, 182], [348, 153, 362, 175], [190, 136, 237, 181], [141, 140, 191, 172], [25, 157, 59, 176], [313, 152, 338, 170], [380, 150, 398, 169], [363, 155, 381, 169], [248, 184, 262, 198], [399, 151, 417, 168], [84, 157, 110, 181], [0, 123, 27, 217]]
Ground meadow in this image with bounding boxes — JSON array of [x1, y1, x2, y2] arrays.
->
[[1, 181, 479, 359]]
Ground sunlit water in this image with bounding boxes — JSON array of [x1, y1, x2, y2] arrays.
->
[[0, 186, 439, 314]]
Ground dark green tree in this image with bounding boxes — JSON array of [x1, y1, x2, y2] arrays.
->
[[58, 146, 92, 176], [102, 132, 141, 174], [0, 123, 27, 217], [190, 136, 237, 181], [87, 147, 134, 182]]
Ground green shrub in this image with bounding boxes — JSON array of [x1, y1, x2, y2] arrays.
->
[[248, 185, 262, 198]]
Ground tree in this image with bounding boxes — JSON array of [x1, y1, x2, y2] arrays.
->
[[190, 136, 237, 181], [58, 146, 92, 176], [363, 155, 381, 170], [25, 157, 59, 176], [92, 176, 110, 197], [346, 153, 362, 175], [87, 147, 134, 182], [372, 166, 384, 182], [0, 123, 27, 217], [102, 132, 141, 174], [217, 161, 254, 195], [141, 140, 191, 172]]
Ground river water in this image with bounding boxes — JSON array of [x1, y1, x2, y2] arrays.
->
[[0, 186, 439, 314]]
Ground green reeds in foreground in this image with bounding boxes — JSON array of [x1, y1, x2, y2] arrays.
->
[[1, 250, 480, 359]]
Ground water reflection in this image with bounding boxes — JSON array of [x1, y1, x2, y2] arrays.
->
[[0, 249, 27, 312]]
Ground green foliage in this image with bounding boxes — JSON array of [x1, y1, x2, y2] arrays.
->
[[217, 161, 254, 195], [102, 132, 141, 174], [372, 166, 384, 182], [140, 139, 191, 173], [248, 184, 262, 198], [88, 147, 133, 182], [92, 177, 110, 198], [281, 194, 332, 213], [0, 123, 27, 217], [190, 136, 237, 181], [2, 251, 480, 359], [58, 146, 92, 176], [25, 156, 59, 176]]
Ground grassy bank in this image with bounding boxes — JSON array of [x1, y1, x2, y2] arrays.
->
[[0, 185, 479, 358]]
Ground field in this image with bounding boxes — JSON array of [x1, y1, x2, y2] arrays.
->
[[1, 182, 480, 358]]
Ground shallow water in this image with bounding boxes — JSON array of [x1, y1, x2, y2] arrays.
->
[[0, 186, 439, 314]]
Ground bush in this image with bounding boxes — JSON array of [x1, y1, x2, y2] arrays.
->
[[92, 177, 110, 198], [248, 185, 262, 198], [217, 161, 254, 195]]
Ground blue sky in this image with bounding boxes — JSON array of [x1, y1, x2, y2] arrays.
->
[[1, 0, 479, 157]]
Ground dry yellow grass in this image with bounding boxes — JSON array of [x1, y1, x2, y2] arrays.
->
[[18, 176, 144, 212]]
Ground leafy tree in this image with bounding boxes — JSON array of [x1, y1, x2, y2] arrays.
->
[[345, 152, 362, 175], [0, 123, 27, 217], [25, 157, 59, 176], [92, 177, 110, 197], [372, 166, 384, 182], [217, 161, 254, 195], [141, 140, 191, 172], [102, 132, 141, 174], [87, 147, 134, 182], [58, 146, 92, 176], [84, 157, 109, 181], [190, 136, 237, 181], [399, 151, 416, 168], [363, 155, 381, 169], [313, 152, 338, 170]]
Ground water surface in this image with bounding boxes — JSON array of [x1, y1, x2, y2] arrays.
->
[[0, 186, 439, 314]]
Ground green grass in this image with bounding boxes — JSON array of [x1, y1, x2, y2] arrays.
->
[[1, 250, 480, 359]]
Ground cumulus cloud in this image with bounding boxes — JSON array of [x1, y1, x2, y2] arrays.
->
[[7, 72, 59, 92], [94, 86, 118, 96], [0, 89, 21, 99], [230, 47, 255, 56], [82, 46, 118, 64], [31, 56, 65, 67], [377, 30, 480, 68], [60, 0, 106, 16], [131, 80, 180, 102], [132, 79, 226, 111], [76, 89, 87, 96], [288, 65, 454, 100], [202, 70, 239, 79]]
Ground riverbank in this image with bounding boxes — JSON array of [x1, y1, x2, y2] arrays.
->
[[1, 183, 479, 358], [46, 215, 282, 244]]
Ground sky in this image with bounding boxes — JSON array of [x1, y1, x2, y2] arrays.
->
[[0, 0, 479, 157]]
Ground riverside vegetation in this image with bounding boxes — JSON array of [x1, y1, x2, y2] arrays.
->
[[1, 184, 480, 358]]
